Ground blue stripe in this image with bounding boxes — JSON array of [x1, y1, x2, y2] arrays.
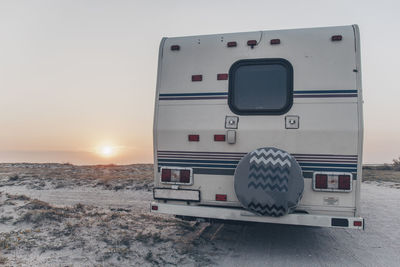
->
[[158, 163, 237, 169], [158, 158, 356, 168], [300, 167, 357, 172], [159, 151, 357, 158], [160, 92, 228, 97], [299, 162, 357, 168], [158, 158, 239, 164], [159, 90, 357, 98], [294, 90, 357, 94]]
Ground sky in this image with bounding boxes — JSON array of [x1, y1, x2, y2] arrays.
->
[[0, 0, 399, 164]]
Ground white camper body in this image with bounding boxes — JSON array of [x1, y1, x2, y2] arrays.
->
[[151, 25, 364, 229]]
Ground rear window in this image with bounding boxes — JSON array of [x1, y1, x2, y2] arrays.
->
[[228, 58, 293, 115]]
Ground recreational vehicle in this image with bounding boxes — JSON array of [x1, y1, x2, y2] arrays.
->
[[151, 25, 364, 229]]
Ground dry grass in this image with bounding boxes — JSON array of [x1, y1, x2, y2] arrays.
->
[[6, 194, 30, 201], [0, 255, 8, 264], [0, 216, 13, 223], [0, 163, 154, 191], [363, 169, 400, 183], [0, 189, 218, 266], [0, 163, 153, 181]]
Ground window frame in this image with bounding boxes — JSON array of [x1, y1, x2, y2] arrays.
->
[[228, 58, 294, 115]]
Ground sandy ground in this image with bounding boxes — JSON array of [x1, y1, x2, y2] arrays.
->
[[0, 164, 399, 266]]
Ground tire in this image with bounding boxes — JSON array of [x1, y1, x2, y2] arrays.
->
[[234, 147, 304, 217]]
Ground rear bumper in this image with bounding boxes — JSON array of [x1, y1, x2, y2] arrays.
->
[[150, 202, 364, 229]]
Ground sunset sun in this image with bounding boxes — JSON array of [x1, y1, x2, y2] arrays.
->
[[98, 145, 115, 158], [101, 146, 113, 156]]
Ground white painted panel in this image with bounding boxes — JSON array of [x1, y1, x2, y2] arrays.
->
[[157, 102, 358, 155], [154, 188, 200, 201], [160, 26, 356, 94]]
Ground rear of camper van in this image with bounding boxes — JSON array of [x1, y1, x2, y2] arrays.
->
[[151, 25, 364, 229]]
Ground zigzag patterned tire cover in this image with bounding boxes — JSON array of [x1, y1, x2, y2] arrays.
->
[[234, 147, 304, 217]]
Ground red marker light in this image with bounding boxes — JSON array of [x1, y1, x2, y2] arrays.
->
[[215, 194, 227, 201], [191, 75, 202, 82], [188, 135, 200, 142], [217, 73, 228, 80], [214, 134, 226, 141], [270, 39, 281, 45], [331, 35, 343, 41], [247, 40, 257, 47], [227, 41, 237, 47], [171, 45, 180, 51]]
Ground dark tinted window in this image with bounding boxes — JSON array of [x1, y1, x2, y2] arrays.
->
[[228, 59, 293, 115]]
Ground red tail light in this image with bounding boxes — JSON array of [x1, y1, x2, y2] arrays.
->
[[180, 170, 190, 183], [191, 75, 202, 82], [160, 168, 192, 184], [214, 134, 226, 141], [338, 175, 351, 190], [331, 35, 342, 41], [270, 39, 280, 45], [315, 174, 328, 189], [151, 205, 158, 211], [188, 135, 200, 142], [171, 45, 180, 51], [217, 73, 228, 80], [215, 194, 227, 201], [161, 169, 171, 182], [353, 220, 362, 227], [227, 41, 237, 47], [314, 173, 353, 192]]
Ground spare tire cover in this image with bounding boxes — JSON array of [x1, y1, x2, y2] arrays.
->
[[234, 147, 304, 217]]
